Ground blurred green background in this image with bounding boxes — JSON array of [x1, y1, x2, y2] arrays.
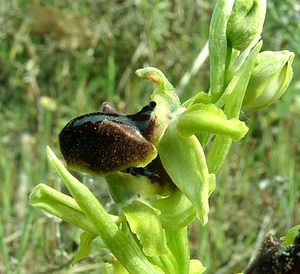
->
[[0, 0, 299, 273]]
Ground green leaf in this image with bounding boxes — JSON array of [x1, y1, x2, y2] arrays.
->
[[177, 103, 248, 141], [123, 200, 167, 257], [280, 225, 300, 246], [72, 231, 97, 265], [158, 117, 210, 224]]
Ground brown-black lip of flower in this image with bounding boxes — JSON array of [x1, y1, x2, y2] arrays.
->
[[122, 156, 177, 195], [58, 101, 158, 176]]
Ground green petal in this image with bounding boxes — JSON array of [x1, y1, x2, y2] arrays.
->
[[177, 103, 248, 141], [158, 117, 210, 224]]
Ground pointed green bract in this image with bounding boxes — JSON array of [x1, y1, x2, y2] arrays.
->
[[207, 42, 262, 173]]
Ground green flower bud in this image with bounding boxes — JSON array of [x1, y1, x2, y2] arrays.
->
[[243, 50, 294, 111], [227, 0, 266, 51]]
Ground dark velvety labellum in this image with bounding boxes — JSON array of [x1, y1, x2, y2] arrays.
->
[[245, 230, 300, 274], [59, 102, 157, 175], [123, 156, 176, 189]]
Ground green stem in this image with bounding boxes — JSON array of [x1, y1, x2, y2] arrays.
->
[[165, 227, 190, 274], [207, 41, 262, 173]]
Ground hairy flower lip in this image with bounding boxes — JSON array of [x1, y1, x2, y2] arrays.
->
[[59, 102, 158, 176]]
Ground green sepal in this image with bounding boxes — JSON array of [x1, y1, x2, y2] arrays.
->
[[222, 41, 262, 117], [150, 191, 196, 230], [280, 225, 300, 246], [158, 116, 210, 224], [72, 231, 97, 265], [123, 200, 167, 257], [177, 103, 248, 141], [136, 67, 180, 113], [106, 172, 137, 205]]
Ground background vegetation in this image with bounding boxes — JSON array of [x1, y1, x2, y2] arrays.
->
[[0, 0, 299, 273]]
